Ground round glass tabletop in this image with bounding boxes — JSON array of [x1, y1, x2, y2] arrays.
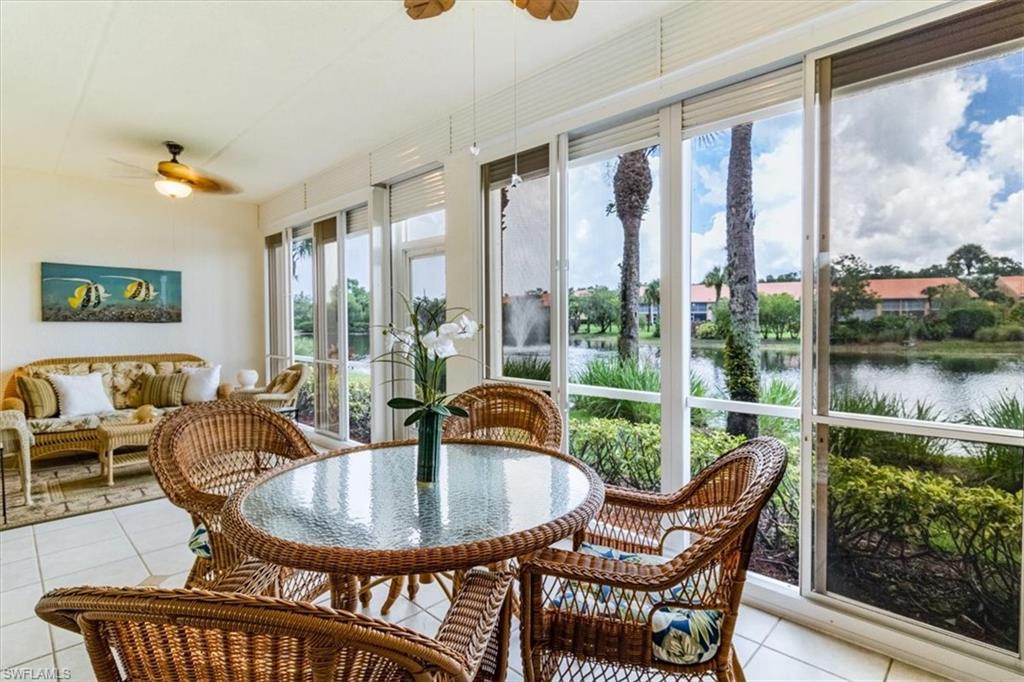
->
[[236, 442, 598, 556]]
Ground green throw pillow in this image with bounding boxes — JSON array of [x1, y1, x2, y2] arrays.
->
[[140, 373, 187, 408], [17, 375, 58, 418]]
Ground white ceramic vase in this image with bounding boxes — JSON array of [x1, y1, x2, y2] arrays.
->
[[236, 369, 259, 390]]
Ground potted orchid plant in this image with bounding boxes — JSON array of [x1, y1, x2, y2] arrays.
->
[[377, 296, 480, 484]]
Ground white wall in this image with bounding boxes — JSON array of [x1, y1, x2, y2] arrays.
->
[[0, 167, 263, 388]]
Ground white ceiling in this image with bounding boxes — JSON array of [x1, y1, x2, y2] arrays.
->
[[1, 0, 682, 202]]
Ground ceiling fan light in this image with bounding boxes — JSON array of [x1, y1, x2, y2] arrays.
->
[[154, 178, 192, 199]]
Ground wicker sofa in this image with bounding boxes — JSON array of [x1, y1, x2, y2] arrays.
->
[[0, 353, 231, 504]]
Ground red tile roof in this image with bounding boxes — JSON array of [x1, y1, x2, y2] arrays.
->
[[690, 281, 802, 303], [865, 277, 968, 300], [997, 275, 1024, 298]]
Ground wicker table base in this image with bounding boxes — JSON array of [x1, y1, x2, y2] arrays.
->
[[96, 422, 156, 486]]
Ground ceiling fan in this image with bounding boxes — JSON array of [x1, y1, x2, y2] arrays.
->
[[405, 0, 578, 21], [112, 141, 239, 199]]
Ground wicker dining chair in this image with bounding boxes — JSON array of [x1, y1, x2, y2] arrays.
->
[[442, 384, 563, 450], [36, 569, 514, 682], [371, 383, 564, 615], [519, 437, 787, 682], [149, 400, 329, 601]]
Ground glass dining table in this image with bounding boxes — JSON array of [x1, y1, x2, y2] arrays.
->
[[222, 438, 605, 611]]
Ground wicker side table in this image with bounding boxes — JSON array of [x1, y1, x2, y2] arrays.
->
[[96, 422, 156, 486]]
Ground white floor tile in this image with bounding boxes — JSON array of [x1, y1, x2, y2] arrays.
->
[[397, 609, 441, 637], [43, 555, 149, 591], [405, 575, 450, 609], [1, 653, 57, 680], [126, 518, 193, 555], [764, 620, 891, 681], [34, 519, 129, 557], [139, 544, 194, 576], [0, 526, 33, 544], [115, 505, 185, 536], [0, 582, 43, 627], [745, 646, 843, 682], [33, 511, 115, 537], [0, 616, 50, 668], [886, 660, 952, 682], [359, 580, 428, 623], [50, 622, 84, 652], [0, 535, 36, 565], [55, 643, 98, 681], [39, 537, 137, 581], [733, 634, 760, 667], [735, 605, 780, 643], [1, 557, 40, 591]]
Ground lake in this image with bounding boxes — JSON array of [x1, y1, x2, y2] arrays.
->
[[515, 338, 1024, 419]]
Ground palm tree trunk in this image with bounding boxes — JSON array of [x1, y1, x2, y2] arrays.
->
[[724, 123, 760, 439], [612, 150, 653, 362]]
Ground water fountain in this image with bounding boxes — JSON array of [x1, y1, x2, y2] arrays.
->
[[507, 295, 545, 348]]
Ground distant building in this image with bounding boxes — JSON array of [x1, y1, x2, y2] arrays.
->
[[996, 275, 1024, 300], [855, 277, 970, 319], [690, 281, 801, 322]]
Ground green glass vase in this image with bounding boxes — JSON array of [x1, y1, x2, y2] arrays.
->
[[417, 411, 443, 484]]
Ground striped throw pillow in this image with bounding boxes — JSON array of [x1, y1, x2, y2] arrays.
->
[[140, 373, 187, 408], [16, 375, 58, 418]]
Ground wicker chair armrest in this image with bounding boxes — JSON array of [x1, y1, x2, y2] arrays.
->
[[522, 547, 684, 592], [435, 570, 513, 677], [1, 397, 25, 413], [228, 387, 267, 400], [602, 482, 709, 511], [206, 556, 282, 595]]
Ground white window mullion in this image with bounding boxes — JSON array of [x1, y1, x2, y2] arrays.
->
[[554, 133, 570, 450]]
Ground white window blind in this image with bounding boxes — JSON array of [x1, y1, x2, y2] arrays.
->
[[681, 64, 802, 137], [346, 204, 369, 233], [389, 168, 445, 223], [568, 112, 660, 162]]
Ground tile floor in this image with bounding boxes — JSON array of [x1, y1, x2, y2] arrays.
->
[[1, 498, 951, 681]]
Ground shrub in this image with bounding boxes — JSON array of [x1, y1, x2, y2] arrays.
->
[[502, 355, 551, 381], [829, 389, 947, 469], [830, 323, 861, 344], [946, 304, 998, 338], [963, 393, 1024, 492], [572, 357, 661, 423], [695, 322, 719, 339], [348, 377, 371, 442], [1008, 302, 1024, 323], [918, 315, 952, 341], [569, 417, 664, 491], [975, 326, 998, 342]]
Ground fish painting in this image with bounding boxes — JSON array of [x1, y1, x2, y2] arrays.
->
[[41, 262, 181, 323], [102, 276, 160, 302], [43, 278, 111, 310]]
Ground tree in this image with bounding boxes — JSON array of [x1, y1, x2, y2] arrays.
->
[[946, 243, 991, 277], [870, 264, 906, 279], [724, 122, 760, 439], [710, 298, 731, 337], [764, 272, 799, 283], [582, 286, 619, 334], [703, 266, 726, 302], [610, 149, 654, 361], [759, 293, 800, 341], [346, 278, 370, 332], [831, 254, 878, 323], [642, 279, 660, 331], [568, 289, 585, 334]]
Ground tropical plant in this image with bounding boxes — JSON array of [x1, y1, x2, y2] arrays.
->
[[609, 147, 655, 361], [572, 357, 661, 423], [723, 122, 760, 438], [642, 278, 661, 333], [502, 355, 551, 381], [703, 265, 726, 302], [376, 297, 479, 427], [963, 393, 1023, 492]]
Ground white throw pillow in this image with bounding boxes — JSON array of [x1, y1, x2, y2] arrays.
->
[[182, 365, 221, 404], [49, 372, 114, 417]]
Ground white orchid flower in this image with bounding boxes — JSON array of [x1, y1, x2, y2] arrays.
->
[[387, 327, 415, 354], [440, 314, 479, 340], [421, 330, 457, 359]]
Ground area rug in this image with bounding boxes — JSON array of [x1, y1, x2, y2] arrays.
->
[[0, 450, 164, 529]]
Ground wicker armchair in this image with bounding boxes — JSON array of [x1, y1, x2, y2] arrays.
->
[[149, 400, 328, 600], [519, 437, 787, 682], [228, 363, 309, 411], [442, 383, 562, 449], [36, 569, 514, 682]]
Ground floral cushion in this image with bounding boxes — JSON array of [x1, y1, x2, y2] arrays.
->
[[552, 542, 723, 666], [96, 409, 164, 426], [110, 362, 157, 409], [27, 414, 100, 434], [189, 523, 212, 559]]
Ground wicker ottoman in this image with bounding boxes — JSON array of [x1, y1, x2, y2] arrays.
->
[[96, 422, 156, 486]]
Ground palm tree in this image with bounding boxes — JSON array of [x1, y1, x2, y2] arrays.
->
[[642, 279, 660, 329], [703, 266, 726, 302], [724, 123, 760, 439], [611, 148, 654, 361]]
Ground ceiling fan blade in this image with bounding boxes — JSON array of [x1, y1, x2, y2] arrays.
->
[[405, 0, 455, 20], [158, 160, 240, 194], [513, 0, 578, 21]]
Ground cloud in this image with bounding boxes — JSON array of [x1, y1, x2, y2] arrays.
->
[[831, 65, 1022, 270]]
